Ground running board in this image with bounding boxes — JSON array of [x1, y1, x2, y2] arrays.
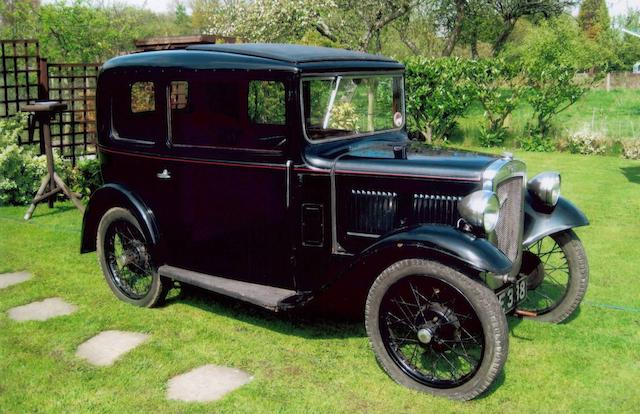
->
[[158, 265, 299, 311]]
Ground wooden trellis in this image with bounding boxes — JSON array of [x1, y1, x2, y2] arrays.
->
[[47, 63, 99, 165], [0, 39, 44, 146]]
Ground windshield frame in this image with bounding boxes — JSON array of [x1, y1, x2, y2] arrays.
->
[[299, 71, 406, 144]]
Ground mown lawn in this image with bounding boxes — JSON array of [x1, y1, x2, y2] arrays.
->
[[0, 151, 639, 413], [456, 88, 640, 145]]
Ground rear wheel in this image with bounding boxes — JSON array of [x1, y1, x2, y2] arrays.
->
[[518, 229, 588, 323], [365, 259, 508, 401], [97, 207, 170, 307]]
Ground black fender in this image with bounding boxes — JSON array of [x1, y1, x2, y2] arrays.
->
[[356, 224, 512, 275], [523, 194, 589, 247], [80, 183, 160, 254]]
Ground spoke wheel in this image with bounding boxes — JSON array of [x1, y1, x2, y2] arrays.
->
[[519, 229, 588, 323], [366, 259, 508, 401], [105, 220, 154, 299], [380, 275, 484, 388], [97, 207, 170, 307]]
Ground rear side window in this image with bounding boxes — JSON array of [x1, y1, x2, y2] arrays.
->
[[111, 79, 163, 144], [131, 82, 155, 113], [248, 80, 285, 125]]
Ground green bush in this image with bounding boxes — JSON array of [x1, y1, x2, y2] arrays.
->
[[519, 133, 556, 153], [471, 59, 525, 148], [0, 115, 72, 206], [404, 56, 475, 143], [71, 157, 103, 199]]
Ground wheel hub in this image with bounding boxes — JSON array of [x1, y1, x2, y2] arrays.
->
[[415, 303, 460, 349], [417, 327, 433, 344]]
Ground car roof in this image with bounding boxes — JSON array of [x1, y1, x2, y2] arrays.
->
[[100, 43, 404, 75]]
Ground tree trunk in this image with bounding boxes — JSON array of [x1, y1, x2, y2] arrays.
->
[[442, 0, 465, 57], [470, 28, 479, 59], [492, 19, 516, 56]]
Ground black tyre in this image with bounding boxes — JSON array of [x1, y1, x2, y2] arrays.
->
[[519, 229, 588, 323], [97, 207, 170, 307], [365, 259, 508, 401]]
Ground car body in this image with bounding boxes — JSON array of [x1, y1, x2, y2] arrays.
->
[[81, 44, 589, 400]]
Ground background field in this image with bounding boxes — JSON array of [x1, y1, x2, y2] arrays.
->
[[456, 89, 640, 146], [0, 151, 639, 413]]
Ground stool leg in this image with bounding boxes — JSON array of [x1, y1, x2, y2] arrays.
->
[[53, 172, 85, 213], [24, 174, 50, 220]]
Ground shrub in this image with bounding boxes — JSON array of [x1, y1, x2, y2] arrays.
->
[[404, 57, 475, 143], [519, 132, 556, 152], [71, 157, 103, 199], [471, 59, 525, 148], [0, 115, 72, 206], [622, 140, 640, 160], [567, 131, 609, 155], [328, 102, 359, 131]]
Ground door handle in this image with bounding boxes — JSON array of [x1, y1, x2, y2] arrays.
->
[[156, 169, 171, 179]]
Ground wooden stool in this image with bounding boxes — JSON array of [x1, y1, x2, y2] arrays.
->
[[21, 101, 85, 220]]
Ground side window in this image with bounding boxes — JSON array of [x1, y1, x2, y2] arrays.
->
[[171, 79, 243, 148], [111, 79, 163, 144], [131, 82, 155, 113], [170, 81, 188, 110], [248, 80, 285, 125], [170, 76, 287, 152]]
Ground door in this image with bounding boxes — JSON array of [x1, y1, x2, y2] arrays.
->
[[106, 76, 183, 261], [166, 73, 293, 288]]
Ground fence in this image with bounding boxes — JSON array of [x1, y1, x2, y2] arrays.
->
[[0, 39, 98, 165]]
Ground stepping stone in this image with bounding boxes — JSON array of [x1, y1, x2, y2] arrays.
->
[[76, 330, 150, 367], [8, 297, 77, 321], [167, 364, 253, 402], [0, 271, 32, 289]]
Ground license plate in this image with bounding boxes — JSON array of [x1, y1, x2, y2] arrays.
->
[[497, 278, 527, 313]]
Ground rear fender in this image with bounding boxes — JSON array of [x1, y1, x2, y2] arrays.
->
[[80, 183, 160, 254]]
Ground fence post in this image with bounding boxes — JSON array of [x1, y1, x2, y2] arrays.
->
[[38, 58, 49, 100], [606, 72, 611, 92]]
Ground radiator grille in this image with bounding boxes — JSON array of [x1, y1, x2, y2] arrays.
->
[[413, 194, 462, 226], [348, 190, 398, 235], [495, 176, 523, 262]]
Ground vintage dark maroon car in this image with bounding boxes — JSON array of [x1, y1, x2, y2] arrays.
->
[[80, 44, 589, 400]]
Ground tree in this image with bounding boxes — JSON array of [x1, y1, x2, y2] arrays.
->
[[191, 0, 418, 53], [505, 16, 604, 137], [612, 9, 640, 71], [490, 0, 575, 55], [578, 0, 610, 40]]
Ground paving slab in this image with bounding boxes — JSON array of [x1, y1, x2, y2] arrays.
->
[[0, 271, 32, 289], [7, 297, 77, 321], [167, 364, 253, 402], [76, 330, 150, 367]]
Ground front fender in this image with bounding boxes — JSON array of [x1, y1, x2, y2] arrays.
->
[[360, 224, 512, 275], [80, 183, 160, 254], [523, 194, 589, 247]]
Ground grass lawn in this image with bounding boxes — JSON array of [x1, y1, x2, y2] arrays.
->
[[456, 89, 640, 146], [1, 151, 639, 413]]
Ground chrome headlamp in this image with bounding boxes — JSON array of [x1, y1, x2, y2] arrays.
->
[[528, 172, 561, 207], [458, 190, 500, 233]]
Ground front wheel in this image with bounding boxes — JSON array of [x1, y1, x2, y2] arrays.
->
[[365, 259, 508, 401], [518, 229, 588, 323], [97, 207, 170, 307]]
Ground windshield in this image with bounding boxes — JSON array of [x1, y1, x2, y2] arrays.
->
[[302, 74, 404, 141]]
